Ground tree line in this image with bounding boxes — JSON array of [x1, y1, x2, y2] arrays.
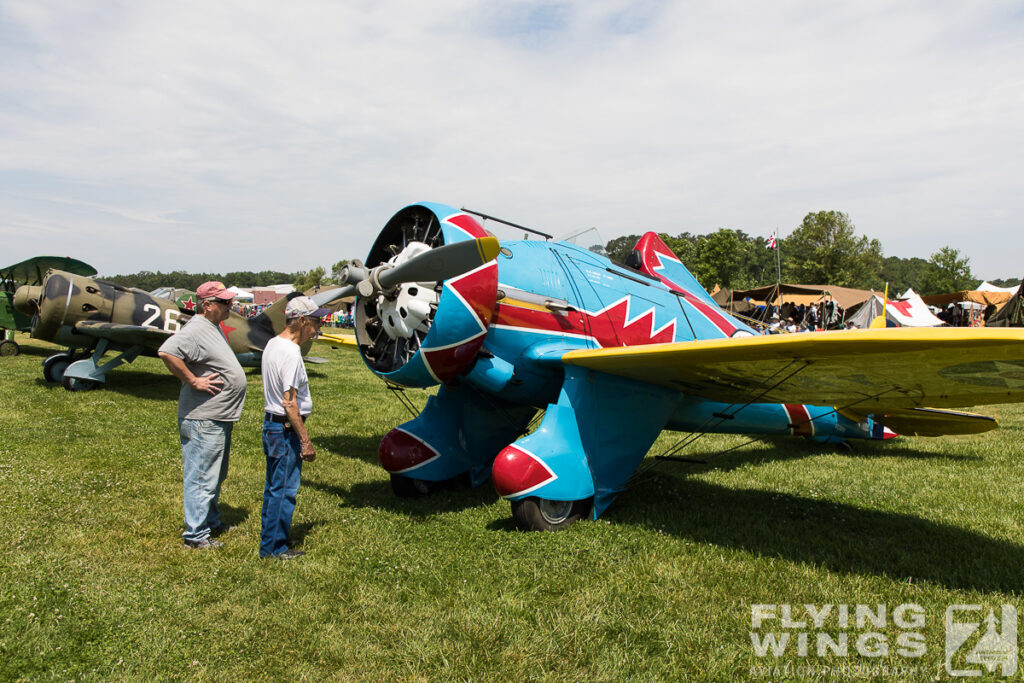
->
[[104, 212, 1017, 297], [597, 210, 1019, 296]]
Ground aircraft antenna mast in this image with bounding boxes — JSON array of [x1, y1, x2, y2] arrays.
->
[[460, 208, 553, 240]]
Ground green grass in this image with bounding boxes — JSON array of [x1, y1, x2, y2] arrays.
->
[[1, 338, 1022, 681]]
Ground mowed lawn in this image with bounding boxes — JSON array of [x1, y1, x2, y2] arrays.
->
[[1, 337, 1022, 681]]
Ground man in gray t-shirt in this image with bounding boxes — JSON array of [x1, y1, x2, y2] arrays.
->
[[158, 281, 247, 550]]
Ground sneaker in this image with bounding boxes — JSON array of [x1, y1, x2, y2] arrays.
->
[[210, 524, 237, 537], [184, 538, 224, 550], [276, 549, 305, 560]]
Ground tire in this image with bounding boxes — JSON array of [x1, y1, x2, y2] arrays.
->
[[62, 376, 101, 392], [390, 474, 432, 498], [0, 340, 19, 357], [511, 496, 592, 532], [43, 353, 73, 383]]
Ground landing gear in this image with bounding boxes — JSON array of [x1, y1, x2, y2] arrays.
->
[[43, 353, 74, 383], [62, 375, 101, 392], [0, 340, 18, 356], [390, 473, 432, 497], [511, 497, 592, 532], [390, 472, 472, 498]]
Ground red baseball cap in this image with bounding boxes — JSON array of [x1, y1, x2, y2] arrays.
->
[[196, 281, 234, 301]]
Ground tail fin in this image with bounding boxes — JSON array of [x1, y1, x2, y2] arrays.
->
[[628, 232, 755, 338], [629, 233, 717, 307], [250, 292, 298, 336]]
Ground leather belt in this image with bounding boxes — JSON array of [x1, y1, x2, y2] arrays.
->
[[265, 412, 307, 424]]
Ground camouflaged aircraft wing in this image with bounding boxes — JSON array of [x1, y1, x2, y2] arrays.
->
[[73, 321, 174, 350]]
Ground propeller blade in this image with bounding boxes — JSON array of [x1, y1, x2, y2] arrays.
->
[[311, 285, 355, 307], [378, 237, 499, 290]]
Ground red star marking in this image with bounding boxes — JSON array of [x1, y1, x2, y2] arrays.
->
[[887, 299, 913, 317], [182, 296, 196, 311], [219, 322, 236, 337]]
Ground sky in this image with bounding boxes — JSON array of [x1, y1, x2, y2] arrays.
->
[[1, 0, 1021, 280]]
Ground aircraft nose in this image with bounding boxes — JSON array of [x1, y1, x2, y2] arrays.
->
[[13, 285, 41, 314]]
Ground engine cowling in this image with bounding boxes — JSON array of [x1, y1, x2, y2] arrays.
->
[[354, 203, 499, 388]]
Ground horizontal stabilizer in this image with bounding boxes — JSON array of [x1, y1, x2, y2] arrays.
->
[[840, 407, 998, 436]]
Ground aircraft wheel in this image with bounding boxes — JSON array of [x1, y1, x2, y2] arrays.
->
[[390, 474, 432, 498], [511, 496, 592, 532], [62, 376, 101, 392], [43, 353, 73, 383], [0, 340, 19, 357]]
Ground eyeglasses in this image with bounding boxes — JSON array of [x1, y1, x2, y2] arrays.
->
[[206, 298, 234, 306]]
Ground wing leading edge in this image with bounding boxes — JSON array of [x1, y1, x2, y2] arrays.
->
[[562, 327, 1024, 412], [74, 321, 174, 349]]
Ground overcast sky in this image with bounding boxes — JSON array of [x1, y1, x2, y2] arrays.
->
[[1, 1, 1021, 280]]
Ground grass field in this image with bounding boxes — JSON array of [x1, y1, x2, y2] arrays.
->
[[1, 337, 1022, 681]]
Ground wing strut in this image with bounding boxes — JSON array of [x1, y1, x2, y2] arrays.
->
[[385, 381, 423, 419], [657, 359, 815, 459]]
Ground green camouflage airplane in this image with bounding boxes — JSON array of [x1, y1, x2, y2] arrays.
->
[[12, 237, 496, 390], [1, 256, 97, 357], [11, 269, 328, 390]]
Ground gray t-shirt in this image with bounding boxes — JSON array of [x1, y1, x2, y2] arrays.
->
[[158, 316, 247, 421]]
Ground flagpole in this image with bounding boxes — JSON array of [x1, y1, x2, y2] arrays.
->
[[775, 228, 782, 288]]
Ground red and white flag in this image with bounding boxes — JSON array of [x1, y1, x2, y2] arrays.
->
[[766, 230, 778, 250]]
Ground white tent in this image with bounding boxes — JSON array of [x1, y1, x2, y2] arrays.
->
[[849, 290, 943, 328], [227, 286, 254, 301], [977, 281, 1018, 294], [894, 289, 944, 326]]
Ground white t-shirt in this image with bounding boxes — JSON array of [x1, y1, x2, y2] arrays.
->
[[262, 336, 312, 416]]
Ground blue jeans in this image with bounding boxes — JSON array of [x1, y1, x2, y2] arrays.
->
[[260, 420, 303, 557], [179, 418, 233, 544]]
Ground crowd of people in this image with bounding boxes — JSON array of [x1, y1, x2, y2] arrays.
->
[[235, 301, 353, 326], [749, 299, 998, 332], [158, 281, 330, 560], [753, 302, 838, 333]]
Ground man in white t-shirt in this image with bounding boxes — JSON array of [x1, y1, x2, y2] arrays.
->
[[259, 295, 329, 559]]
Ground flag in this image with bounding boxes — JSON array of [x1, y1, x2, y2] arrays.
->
[[766, 230, 778, 250]]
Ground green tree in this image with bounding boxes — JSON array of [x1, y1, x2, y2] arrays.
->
[[330, 260, 350, 282], [782, 211, 883, 289], [293, 266, 327, 293], [919, 247, 976, 295], [880, 256, 930, 295], [692, 229, 742, 289], [603, 234, 643, 264]]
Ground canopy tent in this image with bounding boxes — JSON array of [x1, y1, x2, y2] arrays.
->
[[711, 287, 758, 315], [846, 290, 944, 328], [919, 289, 1013, 308], [977, 281, 1018, 294], [718, 283, 875, 311], [986, 282, 1024, 327]]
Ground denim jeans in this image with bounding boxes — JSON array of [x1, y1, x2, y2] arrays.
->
[[259, 420, 303, 557], [179, 418, 232, 544]]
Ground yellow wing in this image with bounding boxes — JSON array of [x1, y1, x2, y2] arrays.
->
[[562, 327, 1024, 412]]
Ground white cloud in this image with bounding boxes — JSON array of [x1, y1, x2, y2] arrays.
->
[[1, 0, 1021, 277]]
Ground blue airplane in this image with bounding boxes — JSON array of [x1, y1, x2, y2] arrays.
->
[[329, 202, 1024, 531]]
